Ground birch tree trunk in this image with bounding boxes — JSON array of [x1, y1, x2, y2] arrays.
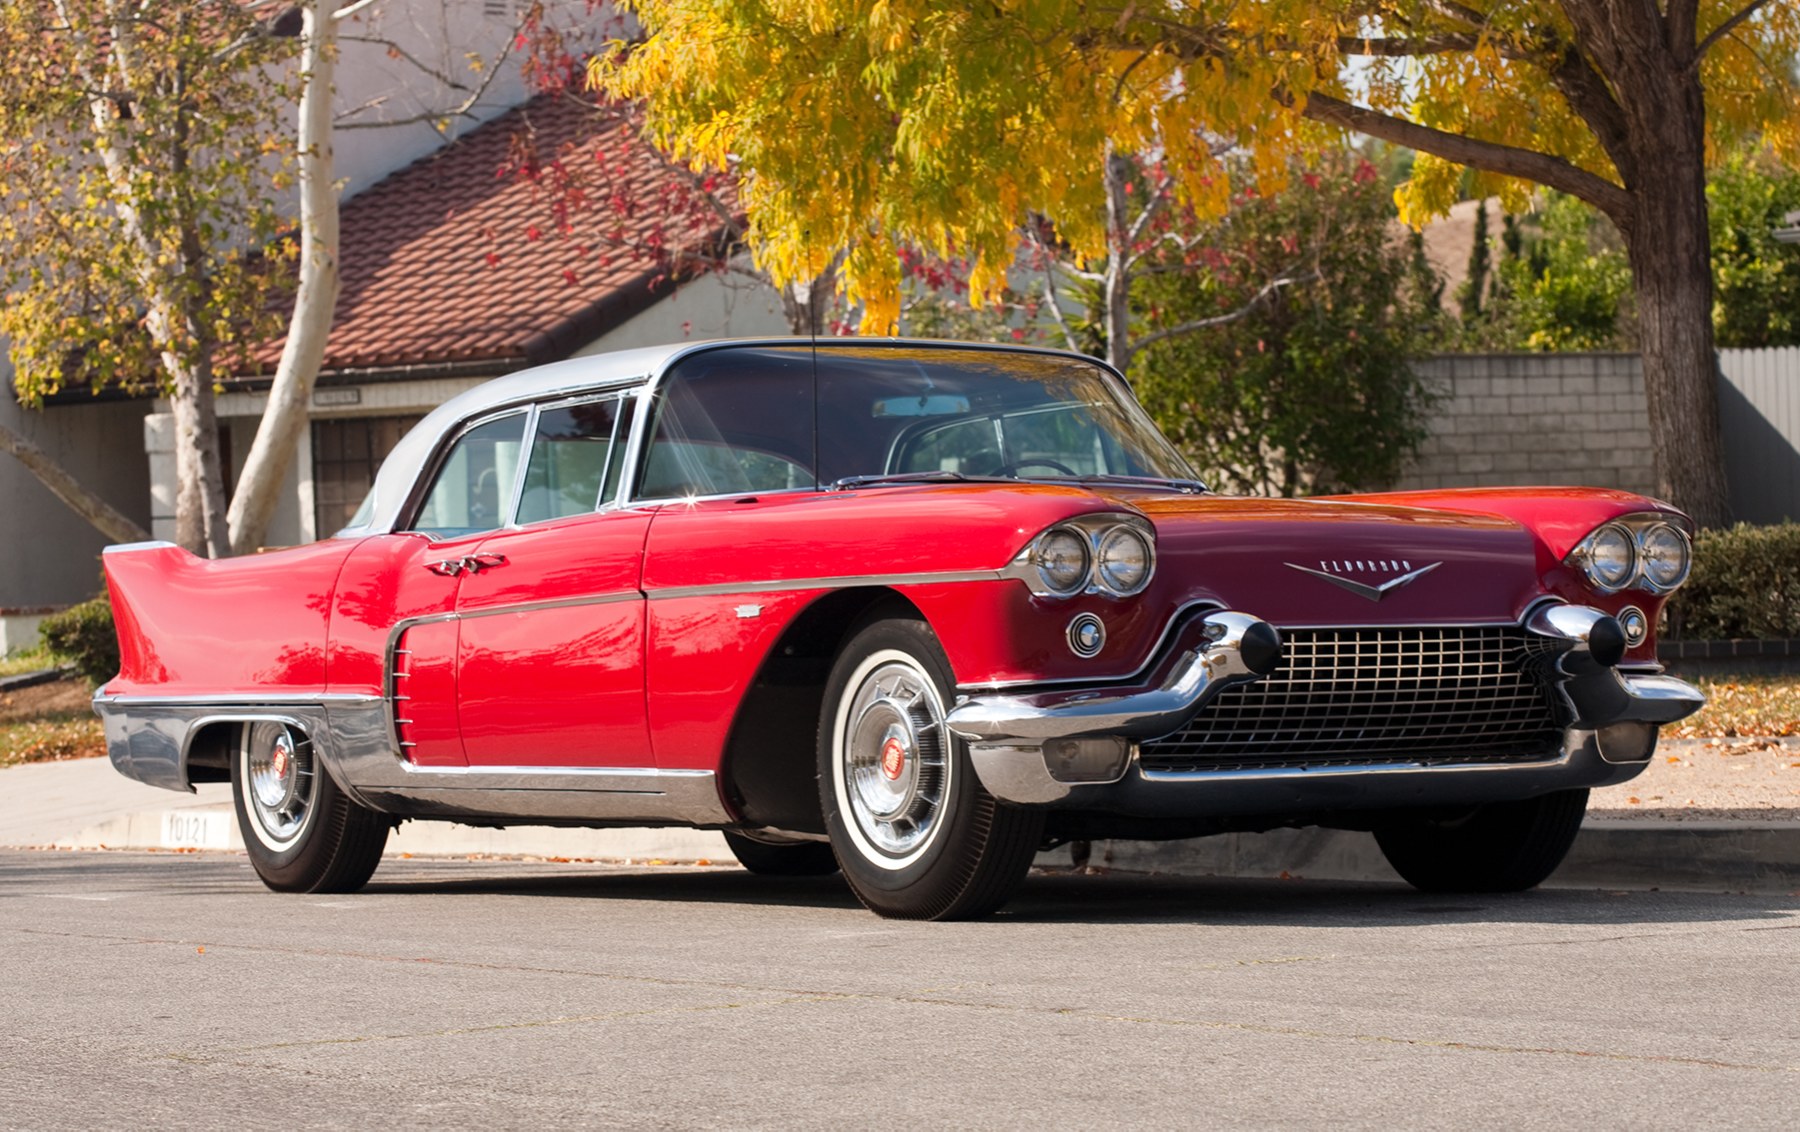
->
[[228, 0, 342, 554]]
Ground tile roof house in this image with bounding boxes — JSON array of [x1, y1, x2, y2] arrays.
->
[[158, 93, 787, 546]]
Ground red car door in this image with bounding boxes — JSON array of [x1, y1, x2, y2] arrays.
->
[[453, 511, 654, 767], [451, 394, 656, 769]]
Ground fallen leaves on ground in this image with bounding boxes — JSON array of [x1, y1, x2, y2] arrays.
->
[[0, 717, 105, 769], [1669, 676, 1800, 739]]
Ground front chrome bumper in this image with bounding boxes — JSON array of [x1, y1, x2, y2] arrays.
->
[[947, 603, 1707, 811], [945, 611, 1281, 743]]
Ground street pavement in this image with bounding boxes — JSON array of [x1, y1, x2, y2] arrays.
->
[[3, 850, 1797, 1127]]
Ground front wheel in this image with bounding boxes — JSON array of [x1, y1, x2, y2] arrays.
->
[[230, 721, 390, 894], [1374, 788, 1589, 893], [818, 618, 1043, 920]]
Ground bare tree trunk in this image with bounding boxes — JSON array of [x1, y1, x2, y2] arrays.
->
[[167, 358, 231, 558], [228, 0, 341, 554], [778, 254, 843, 335], [1610, 22, 1732, 529], [1102, 144, 1134, 374], [0, 421, 151, 544]]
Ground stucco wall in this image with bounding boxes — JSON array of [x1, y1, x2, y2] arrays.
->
[[1393, 354, 1658, 495], [0, 370, 153, 610]]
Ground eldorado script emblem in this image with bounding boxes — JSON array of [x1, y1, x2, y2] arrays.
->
[[1283, 560, 1442, 602]]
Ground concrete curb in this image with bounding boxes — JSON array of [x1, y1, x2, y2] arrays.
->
[[62, 799, 731, 863], [0, 667, 75, 693], [40, 799, 1800, 893]]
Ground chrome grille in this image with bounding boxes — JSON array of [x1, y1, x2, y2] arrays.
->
[[1139, 626, 1565, 773]]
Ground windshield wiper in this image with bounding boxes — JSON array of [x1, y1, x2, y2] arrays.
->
[[1063, 473, 1210, 494], [831, 471, 976, 490]]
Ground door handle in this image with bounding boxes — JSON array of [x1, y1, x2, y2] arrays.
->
[[424, 553, 506, 577]]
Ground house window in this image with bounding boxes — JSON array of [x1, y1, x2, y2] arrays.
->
[[312, 415, 424, 538]]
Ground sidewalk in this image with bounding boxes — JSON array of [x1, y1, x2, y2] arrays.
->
[[5, 751, 1797, 891]]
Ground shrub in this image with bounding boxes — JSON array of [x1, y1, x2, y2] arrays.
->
[[1664, 523, 1800, 639], [38, 596, 119, 686]]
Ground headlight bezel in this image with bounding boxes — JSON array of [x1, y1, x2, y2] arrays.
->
[[1006, 513, 1157, 599], [1566, 513, 1693, 595]]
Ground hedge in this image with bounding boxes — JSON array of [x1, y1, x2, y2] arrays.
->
[[39, 596, 119, 687], [1664, 522, 1800, 640]]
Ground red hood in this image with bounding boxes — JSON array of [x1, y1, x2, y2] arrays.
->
[[1104, 491, 1548, 626]]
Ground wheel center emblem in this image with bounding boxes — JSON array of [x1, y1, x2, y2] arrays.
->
[[880, 737, 907, 781], [271, 742, 290, 782]]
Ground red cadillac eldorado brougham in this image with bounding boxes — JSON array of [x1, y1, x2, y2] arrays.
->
[[97, 340, 1705, 918]]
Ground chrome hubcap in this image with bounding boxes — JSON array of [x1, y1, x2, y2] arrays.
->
[[843, 660, 949, 858], [244, 722, 316, 845]]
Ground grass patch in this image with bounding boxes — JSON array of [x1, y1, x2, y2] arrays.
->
[[1669, 674, 1800, 739], [0, 648, 57, 678], [0, 676, 104, 768], [0, 717, 105, 769]]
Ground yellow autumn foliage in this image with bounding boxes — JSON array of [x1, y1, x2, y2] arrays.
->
[[592, 1, 1797, 330]]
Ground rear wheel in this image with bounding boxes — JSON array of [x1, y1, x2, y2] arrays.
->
[[1374, 789, 1589, 893], [818, 618, 1043, 920], [230, 721, 389, 894], [722, 830, 839, 876]]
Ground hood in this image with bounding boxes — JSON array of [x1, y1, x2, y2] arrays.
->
[[1111, 491, 1548, 627]]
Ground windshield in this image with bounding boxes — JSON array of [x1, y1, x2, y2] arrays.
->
[[635, 344, 1198, 499]]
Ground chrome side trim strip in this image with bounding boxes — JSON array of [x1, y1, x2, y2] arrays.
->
[[95, 692, 381, 707], [645, 569, 1004, 601]]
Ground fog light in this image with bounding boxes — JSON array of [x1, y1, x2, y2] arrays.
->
[[1043, 737, 1131, 783], [1067, 613, 1106, 658], [1618, 606, 1648, 648]]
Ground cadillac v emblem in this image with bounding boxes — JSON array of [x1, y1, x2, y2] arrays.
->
[[1283, 559, 1442, 602]]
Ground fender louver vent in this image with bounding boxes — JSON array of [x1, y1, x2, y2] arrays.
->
[[1139, 625, 1566, 773]]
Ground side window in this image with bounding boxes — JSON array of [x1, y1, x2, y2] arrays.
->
[[635, 356, 814, 499], [515, 399, 621, 525], [408, 412, 527, 537]]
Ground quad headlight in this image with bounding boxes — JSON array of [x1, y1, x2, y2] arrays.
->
[[1032, 529, 1092, 596], [1008, 514, 1157, 598], [1567, 515, 1692, 594]]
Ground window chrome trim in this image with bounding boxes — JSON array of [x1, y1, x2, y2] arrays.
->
[[401, 404, 534, 538], [508, 389, 637, 528]]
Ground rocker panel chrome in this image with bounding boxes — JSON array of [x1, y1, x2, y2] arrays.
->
[[93, 693, 729, 825]]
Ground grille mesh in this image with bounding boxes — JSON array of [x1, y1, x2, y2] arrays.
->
[[1139, 626, 1566, 773]]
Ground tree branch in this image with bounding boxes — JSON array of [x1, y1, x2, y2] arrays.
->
[[1692, 0, 1772, 66], [0, 421, 151, 544], [1298, 91, 1632, 221], [1025, 227, 1080, 354], [1133, 268, 1317, 353], [1335, 33, 1482, 56]]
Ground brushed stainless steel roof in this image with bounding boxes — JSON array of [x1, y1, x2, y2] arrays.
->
[[342, 337, 1124, 536]]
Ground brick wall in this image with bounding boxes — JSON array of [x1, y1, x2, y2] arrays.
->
[[1393, 353, 1657, 494]]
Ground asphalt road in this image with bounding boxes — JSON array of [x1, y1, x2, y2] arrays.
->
[[4, 851, 1798, 1128]]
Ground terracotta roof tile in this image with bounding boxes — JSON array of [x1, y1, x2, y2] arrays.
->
[[250, 95, 720, 379]]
